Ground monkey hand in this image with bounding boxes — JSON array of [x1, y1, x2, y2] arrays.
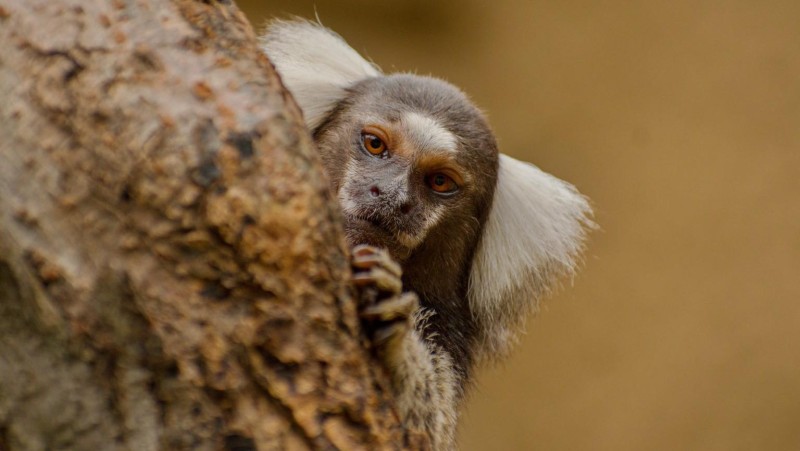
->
[[351, 244, 419, 351]]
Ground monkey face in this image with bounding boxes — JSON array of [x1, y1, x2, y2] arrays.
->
[[313, 75, 499, 263]]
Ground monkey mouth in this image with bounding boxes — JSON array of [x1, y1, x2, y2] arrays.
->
[[343, 214, 413, 260], [353, 213, 386, 230], [344, 214, 393, 239]]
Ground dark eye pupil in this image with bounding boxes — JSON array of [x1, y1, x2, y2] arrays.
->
[[370, 137, 382, 149], [434, 174, 446, 186]]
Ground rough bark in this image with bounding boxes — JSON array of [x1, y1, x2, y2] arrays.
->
[[0, 0, 422, 449]]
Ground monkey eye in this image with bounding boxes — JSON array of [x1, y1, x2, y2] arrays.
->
[[425, 172, 459, 195], [361, 133, 387, 156]]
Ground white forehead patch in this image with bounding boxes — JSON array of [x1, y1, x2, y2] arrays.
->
[[401, 112, 457, 154]]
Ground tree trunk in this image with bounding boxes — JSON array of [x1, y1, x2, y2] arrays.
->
[[0, 0, 422, 449]]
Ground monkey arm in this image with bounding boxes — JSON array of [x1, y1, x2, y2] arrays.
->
[[352, 245, 459, 450], [382, 317, 459, 451]]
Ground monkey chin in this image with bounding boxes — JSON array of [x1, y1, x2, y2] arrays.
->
[[343, 216, 413, 262]]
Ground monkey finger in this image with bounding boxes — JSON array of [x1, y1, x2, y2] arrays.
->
[[352, 253, 402, 277], [352, 268, 402, 294], [352, 244, 380, 258], [360, 292, 419, 322]]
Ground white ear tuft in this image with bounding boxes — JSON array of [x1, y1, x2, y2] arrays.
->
[[260, 20, 382, 131], [469, 154, 593, 359]]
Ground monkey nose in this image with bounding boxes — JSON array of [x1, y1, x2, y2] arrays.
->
[[400, 203, 412, 215]]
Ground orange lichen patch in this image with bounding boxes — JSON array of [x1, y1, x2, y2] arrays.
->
[[13, 207, 38, 226], [159, 113, 176, 129], [215, 103, 237, 128], [193, 81, 215, 101], [215, 56, 233, 68], [26, 249, 64, 285]]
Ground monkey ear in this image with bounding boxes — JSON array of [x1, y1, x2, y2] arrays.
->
[[261, 20, 382, 131], [468, 154, 594, 359]]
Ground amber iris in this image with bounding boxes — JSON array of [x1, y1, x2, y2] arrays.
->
[[362, 133, 387, 155], [427, 173, 458, 193]]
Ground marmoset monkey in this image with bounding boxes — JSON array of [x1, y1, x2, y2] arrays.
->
[[262, 20, 593, 450]]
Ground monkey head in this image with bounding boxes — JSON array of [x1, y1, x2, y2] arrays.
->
[[312, 75, 498, 265]]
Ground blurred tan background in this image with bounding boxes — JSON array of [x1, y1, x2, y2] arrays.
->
[[238, 1, 800, 449]]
